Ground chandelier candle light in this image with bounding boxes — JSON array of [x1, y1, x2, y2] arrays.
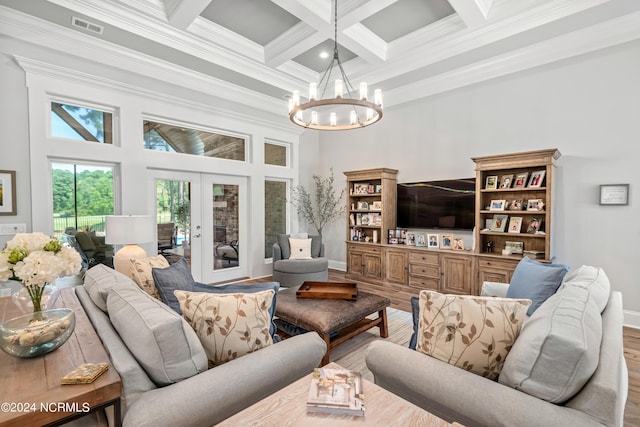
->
[[288, 0, 383, 130]]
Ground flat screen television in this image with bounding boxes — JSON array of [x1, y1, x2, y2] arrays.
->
[[397, 178, 476, 230]]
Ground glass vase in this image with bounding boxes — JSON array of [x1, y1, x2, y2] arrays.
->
[[0, 308, 75, 358], [11, 284, 60, 314]]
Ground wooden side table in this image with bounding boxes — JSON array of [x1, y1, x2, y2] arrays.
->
[[0, 287, 121, 426]]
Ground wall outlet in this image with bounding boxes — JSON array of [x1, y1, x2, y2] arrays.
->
[[0, 223, 27, 235]]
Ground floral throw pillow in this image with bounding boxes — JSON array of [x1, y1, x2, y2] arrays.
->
[[129, 255, 169, 299], [416, 290, 531, 380], [175, 289, 274, 367]]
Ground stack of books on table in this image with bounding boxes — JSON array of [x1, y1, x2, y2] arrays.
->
[[523, 250, 545, 259], [306, 368, 364, 417]]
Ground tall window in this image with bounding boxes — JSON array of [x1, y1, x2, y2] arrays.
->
[[265, 180, 287, 258], [51, 162, 114, 237], [50, 102, 113, 144]]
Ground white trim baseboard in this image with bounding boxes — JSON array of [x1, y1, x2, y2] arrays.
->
[[623, 310, 640, 329]]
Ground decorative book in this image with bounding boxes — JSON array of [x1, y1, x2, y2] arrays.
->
[[61, 363, 109, 385], [307, 368, 364, 417]]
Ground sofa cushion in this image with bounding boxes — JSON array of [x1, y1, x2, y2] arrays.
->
[[75, 231, 96, 252], [192, 281, 280, 339], [152, 258, 194, 314], [506, 256, 569, 316], [417, 290, 530, 380], [107, 283, 207, 386], [175, 289, 275, 367], [499, 279, 603, 403], [277, 234, 292, 259], [129, 255, 170, 299], [289, 238, 312, 260], [559, 265, 610, 313], [273, 258, 328, 274], [277, 234, 321, 259], [83, 263, 138, 312]]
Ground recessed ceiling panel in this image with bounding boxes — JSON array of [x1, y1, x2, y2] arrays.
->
[[200, 0, 300, 45], [362, 0, 455, 42], [293, 40, 357, 73]]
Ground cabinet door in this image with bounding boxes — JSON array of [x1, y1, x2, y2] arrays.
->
[[363, 252, 382, 280], [441, 254, 473, 295], [477, 258, 519, 286], [348, 251, 364, 277], [385, 248, 408, 285]]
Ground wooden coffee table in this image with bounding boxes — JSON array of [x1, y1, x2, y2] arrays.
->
[[216, 362, 450, 426], [275, 287, 390, 366], [0, 287, 121, 427]]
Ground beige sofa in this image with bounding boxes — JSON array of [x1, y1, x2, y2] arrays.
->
[[366, 267, 628, 427]]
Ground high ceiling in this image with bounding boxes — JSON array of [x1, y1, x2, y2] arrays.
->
[[1, 0, 639, 111]]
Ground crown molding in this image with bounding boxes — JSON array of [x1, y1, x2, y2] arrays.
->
[[14, 55, 303, 136], [385, 10, 640, 108], [47, 0, 308, 92]]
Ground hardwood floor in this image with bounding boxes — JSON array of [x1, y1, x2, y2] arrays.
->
[[243, 269, 640, 425]]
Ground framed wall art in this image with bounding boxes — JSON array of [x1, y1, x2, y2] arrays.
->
[[599, 184, 629, 205], [0, 170, 17, 215]]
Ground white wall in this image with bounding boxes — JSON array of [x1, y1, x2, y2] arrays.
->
[[309, 40, 640, 319], [0, 37, 301, 282]]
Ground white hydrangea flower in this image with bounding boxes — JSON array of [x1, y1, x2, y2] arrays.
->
[[0, 252, 11, 281]]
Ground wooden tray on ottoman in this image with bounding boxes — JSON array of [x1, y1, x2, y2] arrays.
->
[[296, 281, 358, 300]]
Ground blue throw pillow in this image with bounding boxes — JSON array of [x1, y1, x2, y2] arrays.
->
[[507, 256, 570, 316], [151, 258, 194, 314], [193, 281, 280, 340], [409, 296, 419, 350]]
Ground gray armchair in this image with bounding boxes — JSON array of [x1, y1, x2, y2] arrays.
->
[[272, 234, 328, 288]]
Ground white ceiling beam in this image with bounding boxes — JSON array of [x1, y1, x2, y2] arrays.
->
[[165, 0, 212, 29], [448, 0, 493, 29], [264, 22, 327, 68], [339, 0, 399, 28], [340, 23, 387, 63], [270, 0, 332, 28]]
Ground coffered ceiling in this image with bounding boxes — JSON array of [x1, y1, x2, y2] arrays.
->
[[1, 0, 640, 112]]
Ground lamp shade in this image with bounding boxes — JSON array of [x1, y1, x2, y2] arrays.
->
[[105, 215, 155, 245]]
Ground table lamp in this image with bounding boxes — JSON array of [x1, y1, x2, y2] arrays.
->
[[106, 215, 154, 277]]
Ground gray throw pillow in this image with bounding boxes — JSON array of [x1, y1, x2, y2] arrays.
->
[[499, 281, 603, 403], [192, 281, 280, 339], [152, 258, 194, 314], [507, 256, 569, 316], [277, 234, 291, 259], [83, 263, 138, 312], [310, 235, 322, 258], [107, 283, 207, 386]]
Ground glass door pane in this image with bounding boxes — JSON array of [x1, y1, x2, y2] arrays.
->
[[212, 184, 239, 270], [156, 179, 190, 268]]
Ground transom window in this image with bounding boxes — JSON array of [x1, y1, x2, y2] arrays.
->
[[143, 120, 246, 161], [50, 102, 113, 144], [265, 141, 289, 167]]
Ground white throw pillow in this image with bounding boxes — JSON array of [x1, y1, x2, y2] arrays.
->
[[288, 238, 312, 260]]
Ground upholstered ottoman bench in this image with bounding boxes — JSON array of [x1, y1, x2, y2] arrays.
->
[[275, 287, 391, 365]]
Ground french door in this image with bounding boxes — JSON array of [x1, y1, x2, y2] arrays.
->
[[149, 170, 247, 283]]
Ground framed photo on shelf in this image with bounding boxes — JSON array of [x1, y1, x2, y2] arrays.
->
[[513, 173, 529, 189], [439, 234, 453, 249], [0, 170, 17, 215], [508, 199, 523, 210], [508, 217, 523, 233], [375, 184, 382, 193], [599, 184, 629, 205], [406, 233, 416, 246], [356, 201, 369, 210], [489, 199, 507, 211], [371, 201, 382, 210], [428, 234, 439, 248], [499, 174, 513, 189], [526, 199, 544, 211], [526, 217, 542, 234], [368, 184, 375, 194], [415, 233, 427, 247], [485, 175, 498, 190], [490, 214, 508, 232], [527, 170, 546, 188], [452, 237, 465, 250], [505, 241, 524, 254], [354, 183, 369, 194]]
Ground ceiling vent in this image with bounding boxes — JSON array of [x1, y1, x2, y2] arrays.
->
[[71, 16, 104, 35]]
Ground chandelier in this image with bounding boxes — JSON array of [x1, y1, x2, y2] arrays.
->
[[288, 0, 383, 131]]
